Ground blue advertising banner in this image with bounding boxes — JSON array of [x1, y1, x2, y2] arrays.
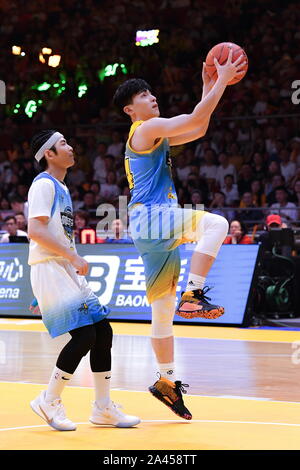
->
[[0, 243, 259, 325]]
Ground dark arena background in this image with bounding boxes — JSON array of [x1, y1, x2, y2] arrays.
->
[[1, 0, 300, 454]]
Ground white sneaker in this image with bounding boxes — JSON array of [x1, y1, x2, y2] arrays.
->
[[89, 401, 140, 428], [30, 390, 76, 431]]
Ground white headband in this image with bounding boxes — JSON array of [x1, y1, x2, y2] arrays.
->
[[34, 132, 64, 162]]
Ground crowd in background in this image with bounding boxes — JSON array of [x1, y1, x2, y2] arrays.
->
[[0, 0, 300, 243]]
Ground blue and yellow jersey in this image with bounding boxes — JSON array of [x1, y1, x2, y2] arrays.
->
[[125, 121, 178, 208]]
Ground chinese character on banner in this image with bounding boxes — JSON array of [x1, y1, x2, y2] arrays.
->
[[120, 258, 146, 291], [0, 258, 23, 282]]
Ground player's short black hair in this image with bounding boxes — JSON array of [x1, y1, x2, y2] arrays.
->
[[30, 129, 58, 171], [113, 78, 152, 112]]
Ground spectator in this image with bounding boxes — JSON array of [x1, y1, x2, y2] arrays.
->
[[190, 190, 204, 209], [67, 162, 86, 187], [195, 139, 218, 161], [266, 174, 286, 205], [10, 196, 28, 220], [215, 152, 237, 188], [257, 214, 289, 253], [209, 191, 234, 220], [290, 180, 300, 215], [223, 219, 252, 245], [237, 164, 254, 195], [90, 181, 105, 205], [228, 142, 243, 172], [78, 191, 98, 218], [236, 192, 264, 227], [279, 148, 296, 186], [74, 210, 90, 243], [265, 126, 277, 155], [107, 131, 124, 157], [15, 212, 27, 231], [100, 170, 121, 202], [250, 179, 267, 207], [0, 215, 28, 243], [221, 174, 239, 206], [105, 218, 132, 243], [290, 137, 300, 167], [175, 153, 192, 183], [199, 149, 217, 183], [0, 197, 10, 211], [93, 142, 108, 184], [270, 186, 298, 225], [251, 152, 266, 181]]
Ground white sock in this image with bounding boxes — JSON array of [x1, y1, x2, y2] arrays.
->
[[45, 367, 73, 403], [93, 371, 111, 408], [159, 362, 176, 381], [186, 273, 206, 292]]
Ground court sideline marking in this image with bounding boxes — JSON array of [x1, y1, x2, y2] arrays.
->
[[1, 380, 300, 405], [2, 419, 300, 433]]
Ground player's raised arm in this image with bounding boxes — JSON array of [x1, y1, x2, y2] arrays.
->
[[138, 50, 245, 141], [168, 63, 216, 146]]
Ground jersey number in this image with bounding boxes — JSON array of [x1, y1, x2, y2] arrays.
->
[[125, 157, 134, 190]]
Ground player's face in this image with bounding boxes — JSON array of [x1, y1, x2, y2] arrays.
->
[[131, 89, 160, 120], [50, 137, 75, 169]]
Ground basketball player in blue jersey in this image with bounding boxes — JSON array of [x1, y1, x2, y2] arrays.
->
[[113, 51, 246, 420]]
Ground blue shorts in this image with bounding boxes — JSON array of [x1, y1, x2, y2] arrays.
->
[[129, 205, 205, 303]]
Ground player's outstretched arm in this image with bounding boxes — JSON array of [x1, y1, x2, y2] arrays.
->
[[28, 217, 88, 275], [139, 50, 245, 143]]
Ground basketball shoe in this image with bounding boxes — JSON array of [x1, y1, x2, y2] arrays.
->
[[176, 287, 224, 319], [30, 390, 76, 431], [89, 400, 140, 428], [149, 376, 192, 420]]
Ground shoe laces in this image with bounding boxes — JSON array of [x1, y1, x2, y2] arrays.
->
[[51, 398, 67, 419], [174, 381, 189, 395], [109, 401, 126, 417], [196, 286, 212, 303]]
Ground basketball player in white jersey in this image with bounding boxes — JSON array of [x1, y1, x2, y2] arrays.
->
[[28, 130, 140, 431]]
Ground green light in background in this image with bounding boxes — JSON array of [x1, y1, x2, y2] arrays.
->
[[13, 103, 21, 114], [25, 100, 38, 118], [78, 84, 88, 98], [56, 85, 65, 95], [98, 63, 128, 82], [36, 82, 51, 91]]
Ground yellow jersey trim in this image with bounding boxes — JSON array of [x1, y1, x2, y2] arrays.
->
[[127, 120, 163, 155]]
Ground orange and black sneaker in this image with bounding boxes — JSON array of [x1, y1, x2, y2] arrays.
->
[[176, 287, 224, 320], [148, 376, 192, 420]]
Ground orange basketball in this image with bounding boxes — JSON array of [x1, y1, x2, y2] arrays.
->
[[205, 42, 248, 85]]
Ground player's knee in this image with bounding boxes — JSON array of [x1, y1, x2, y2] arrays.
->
[[151, 294, 175, 339], [94, 319, 113, 350], [71, 325, 97, 355], [215, 214, 229, 238], [204, 212, 229, 238]]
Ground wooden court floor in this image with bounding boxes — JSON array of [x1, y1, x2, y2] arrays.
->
[[1, 319, 300, 450]]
